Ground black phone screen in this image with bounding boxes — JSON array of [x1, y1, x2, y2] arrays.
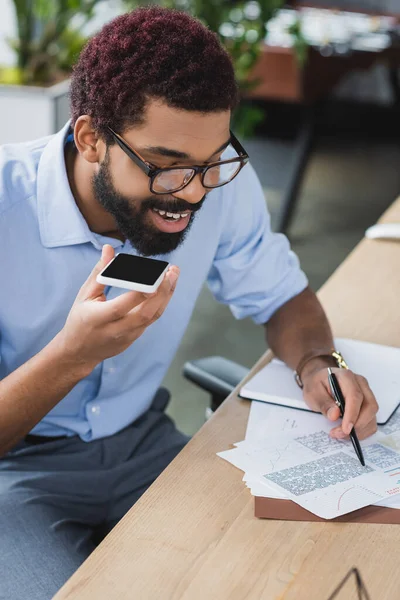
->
[[102, 254, 169, 285]]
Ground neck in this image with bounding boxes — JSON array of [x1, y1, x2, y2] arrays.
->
[[64, 143, 124, 241]]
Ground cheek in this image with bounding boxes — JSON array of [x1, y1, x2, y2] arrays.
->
[[118, 174, 150, 199], [110, 151, 151, 196]]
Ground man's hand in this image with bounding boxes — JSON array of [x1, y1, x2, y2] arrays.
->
[[302, 363, 378, 440], [58, 244, 179, 374]]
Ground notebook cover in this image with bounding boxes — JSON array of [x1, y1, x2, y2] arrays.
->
[[254, 496, 400, 524]]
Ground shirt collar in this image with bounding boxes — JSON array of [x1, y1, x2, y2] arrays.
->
[[37, 121, 116, 250]]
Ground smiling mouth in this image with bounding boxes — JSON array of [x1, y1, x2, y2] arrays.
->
[[149, 206, 192, 234], [151, 207, 191, 221]]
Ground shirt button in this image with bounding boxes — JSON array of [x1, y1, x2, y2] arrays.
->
[[91, 405, 101, 416]]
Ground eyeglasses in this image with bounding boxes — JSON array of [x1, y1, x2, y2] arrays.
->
[[106, 126, 249, 195]]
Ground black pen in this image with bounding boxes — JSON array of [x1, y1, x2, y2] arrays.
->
[[327, 367, 365, 467]]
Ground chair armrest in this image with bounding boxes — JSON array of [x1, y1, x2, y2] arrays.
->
[[183, 356, 249, 398]]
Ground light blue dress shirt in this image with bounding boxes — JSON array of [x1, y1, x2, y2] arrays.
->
[[0, 122, 308, 440]]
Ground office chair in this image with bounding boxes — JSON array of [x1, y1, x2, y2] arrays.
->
[[154, 357, 249, 419], [182, 356, 250, 416]]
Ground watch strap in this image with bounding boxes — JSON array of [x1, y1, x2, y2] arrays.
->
[[294, 348, 348, 388]]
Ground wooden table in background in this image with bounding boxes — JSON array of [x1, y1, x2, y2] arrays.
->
[[55, 199, 400, 600]]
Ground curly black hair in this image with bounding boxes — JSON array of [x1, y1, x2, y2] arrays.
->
[[70, 6, 238, 142]]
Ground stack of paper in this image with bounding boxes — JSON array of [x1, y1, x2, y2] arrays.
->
[[218, 401, 400, 519]]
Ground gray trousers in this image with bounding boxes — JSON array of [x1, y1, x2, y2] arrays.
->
[[0, 392, 188, 600]]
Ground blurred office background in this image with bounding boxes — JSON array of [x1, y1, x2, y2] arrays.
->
[[1, 0, 400, 434]]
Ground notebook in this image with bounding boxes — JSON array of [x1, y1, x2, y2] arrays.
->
[[239, 338, 400, 425]]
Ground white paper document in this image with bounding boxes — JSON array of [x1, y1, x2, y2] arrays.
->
[[218, 402, 400, 519], [239, 338, 400, 425]]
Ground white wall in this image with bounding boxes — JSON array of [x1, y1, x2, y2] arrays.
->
[[0, 0, 17, 66], [0, 0, 125, 143]]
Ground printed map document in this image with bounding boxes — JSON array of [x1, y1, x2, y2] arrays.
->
[[218, 402, 400, 519], [239, 338, 400, 425]]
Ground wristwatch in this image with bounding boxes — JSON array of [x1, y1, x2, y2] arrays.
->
[[294, 349, 348, 388]]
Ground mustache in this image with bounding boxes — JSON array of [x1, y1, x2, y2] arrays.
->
[[143, 194, 206, 214]]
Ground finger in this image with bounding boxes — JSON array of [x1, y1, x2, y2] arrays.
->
[[78, 245, 115, 301], [330, 413, 377, 439], [330, 416, 377, 441], [356, 419, 378, 441], [101, 285, 151, 321], [101, 265, 180, 323], [123, 266, 180, 327], [355, 376, 379, 426], [334, 370, 364, 435], [353, 376, 378, 439]]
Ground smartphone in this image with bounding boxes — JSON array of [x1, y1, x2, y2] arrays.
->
[[96, 253, 170, 293]]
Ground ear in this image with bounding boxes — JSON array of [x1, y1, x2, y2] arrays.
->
[[73, 116, 104, 164]]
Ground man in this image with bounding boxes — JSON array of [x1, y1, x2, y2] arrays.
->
[[0, 7, 377, 599]]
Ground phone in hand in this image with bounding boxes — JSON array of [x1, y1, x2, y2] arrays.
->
[[97, 253, 170, 293]]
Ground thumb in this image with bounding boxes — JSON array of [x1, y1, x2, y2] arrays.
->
[[78, 244, 115, 301], [324, 401, 341, 422], [320, 381, 341, 422], [304, 379, 341, 422]]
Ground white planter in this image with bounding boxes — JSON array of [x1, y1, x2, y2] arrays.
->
[[0, 79, 70, 144]]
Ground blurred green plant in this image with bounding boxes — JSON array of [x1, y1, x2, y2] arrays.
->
[[288, 17, 308, 67], [0, 0, 102, 86]]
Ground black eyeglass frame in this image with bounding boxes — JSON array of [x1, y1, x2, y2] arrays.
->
[[106, 125, 249, 194]]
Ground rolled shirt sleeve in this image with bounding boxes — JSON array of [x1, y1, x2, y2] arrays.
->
[[207, 163, 308, 325]]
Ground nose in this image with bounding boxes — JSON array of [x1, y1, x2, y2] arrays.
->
[[172, 174, 206, 205]]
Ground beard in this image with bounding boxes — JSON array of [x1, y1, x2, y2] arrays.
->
[[92, 149, 206, 256]]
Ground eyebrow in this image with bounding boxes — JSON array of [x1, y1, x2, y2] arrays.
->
[[141, 138, 231, 161]]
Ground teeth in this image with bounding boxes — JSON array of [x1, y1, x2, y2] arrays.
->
[[153, 208, 190, 220]]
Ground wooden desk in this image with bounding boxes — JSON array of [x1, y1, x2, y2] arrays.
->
[[55, 199, 400, 600]]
